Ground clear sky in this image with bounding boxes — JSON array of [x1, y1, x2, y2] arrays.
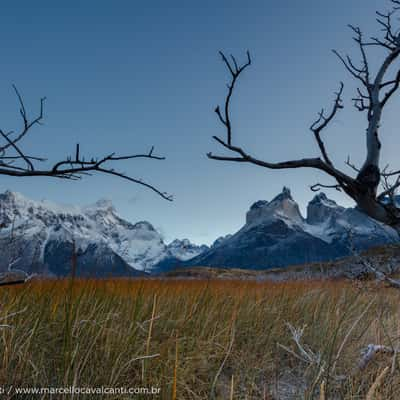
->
[[1, 0, 399, 245]]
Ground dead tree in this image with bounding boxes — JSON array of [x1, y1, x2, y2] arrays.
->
[[208, 0, 400, 233], [0, 86, 172, 201]]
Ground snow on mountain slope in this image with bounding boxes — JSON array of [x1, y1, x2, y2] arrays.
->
[[0, 191, 206, 275], [246, 187, 304, 227], [167, 239, 209, 261], [186, 188, 399, 270], [2, 188, 398, 275]]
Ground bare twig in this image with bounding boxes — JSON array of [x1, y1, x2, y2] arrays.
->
[[310, 82, 344, 167], [214, 51, 251, 145]]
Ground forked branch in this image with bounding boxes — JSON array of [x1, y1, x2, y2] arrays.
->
[[208, 51, 356, 195], [214, 51, 251, 146], [310, 82, 344, 167], [0, 87, 172, 201], [208, 1, 400, 231]]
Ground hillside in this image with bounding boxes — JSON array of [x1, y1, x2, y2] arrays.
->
[[167, 243, 400, 281]]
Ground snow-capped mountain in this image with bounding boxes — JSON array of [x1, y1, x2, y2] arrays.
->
[[167, 239, 209, 261], [1, 188, 398, 276], [0, 191, 207, 276], [186, 187, 399, 270]]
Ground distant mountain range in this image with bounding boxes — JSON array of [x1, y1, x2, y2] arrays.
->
[[0, 191, 206, 277], [0, 188, 398, 277], [185, 187, 398, 270]]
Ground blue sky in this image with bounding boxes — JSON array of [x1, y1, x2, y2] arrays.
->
[[1, 0, 399, 244]]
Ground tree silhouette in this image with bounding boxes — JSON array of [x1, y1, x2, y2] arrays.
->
[[209, 0, 400, 233]]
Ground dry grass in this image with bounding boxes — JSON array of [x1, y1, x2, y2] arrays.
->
[[0, 278, 399, 399]]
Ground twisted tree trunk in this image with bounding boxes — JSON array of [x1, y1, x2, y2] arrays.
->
[[208, 1, 400, 236]]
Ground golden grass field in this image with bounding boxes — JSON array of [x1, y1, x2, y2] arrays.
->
[[0, 278, 399, 399]]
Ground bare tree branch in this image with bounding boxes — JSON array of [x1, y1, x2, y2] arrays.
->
[[332, 49, 369, 88], [310, 82, 344, 167], [214, 51, 251, 145], [0, 87, 172, 201], [381, 69, 400, 106], [345, 156, 361, 173], [310, 183, 342, 192], [208, 2, 400, 233], [208, 52, 357, 195]]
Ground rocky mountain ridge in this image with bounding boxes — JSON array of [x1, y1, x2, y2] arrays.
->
[[185, 187, 398, 270], [0, 188, 398, 276], [0, 191, 207, 276]]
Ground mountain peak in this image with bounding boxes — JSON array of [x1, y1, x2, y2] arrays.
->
[[271, 186, 292, 202], [307, 193, 343, 225], [246, 187, 303, 226], [84, 198, 116, 213], [309, 192, 337, 206], [167, 238, 209, 261], [95, 198, 114, 208], [249, 200, 269, 211], [169, 238, 191, 247], [212, 234, 233, 248], [132, 221, 156, 231], [0, 190, 28, 205], [311, 192, 328, 202]]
